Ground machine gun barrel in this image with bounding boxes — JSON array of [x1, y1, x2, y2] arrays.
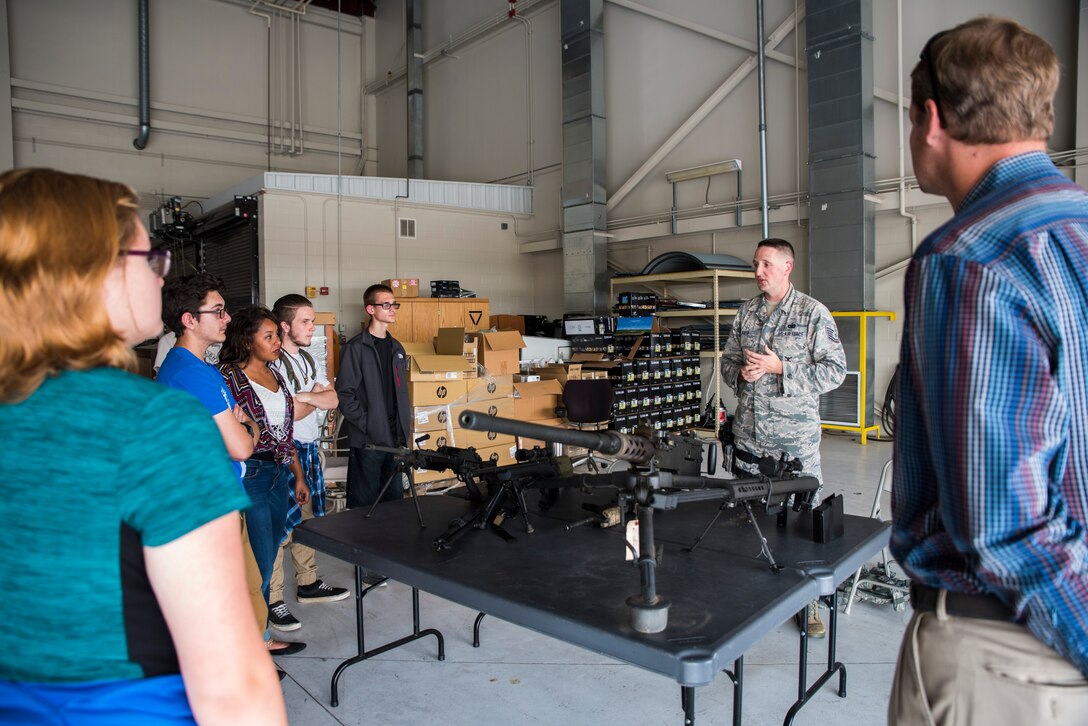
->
[[459, 411, 655, 464]]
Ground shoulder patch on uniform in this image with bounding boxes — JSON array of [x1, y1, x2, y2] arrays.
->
[[826, 325, 839, 343]]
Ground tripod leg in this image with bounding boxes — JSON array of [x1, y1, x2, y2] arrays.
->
[[513, 484, 534, 534], [475, 483, 509, 530], [365, 468, 401, 518], [685, 501, 728, 553], [406, 468, 426, 527]]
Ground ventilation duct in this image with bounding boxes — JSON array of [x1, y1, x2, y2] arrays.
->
[[560, 0, 608, 314], [806, 0, 877, 427]]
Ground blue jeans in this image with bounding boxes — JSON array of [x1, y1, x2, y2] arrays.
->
[[241, 459, 291, 603]]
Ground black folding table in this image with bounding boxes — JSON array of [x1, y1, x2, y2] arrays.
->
[[295, 489, 889, 725]]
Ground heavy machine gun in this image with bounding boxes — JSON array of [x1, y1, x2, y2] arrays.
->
[[366, 437, 573, 546], [458, 412, 820, 634]]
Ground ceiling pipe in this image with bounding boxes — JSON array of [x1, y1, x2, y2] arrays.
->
[[756, 0, 769, 238], [132, 0, 150, 150]]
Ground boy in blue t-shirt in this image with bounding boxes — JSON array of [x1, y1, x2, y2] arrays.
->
[[158, 275, 257, 469]]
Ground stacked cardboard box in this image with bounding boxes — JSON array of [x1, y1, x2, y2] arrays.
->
[[404, 330, 477, 487], [405, 328, 521, 486], [382, 278, 420, 297], [475, 330, 525, 376], [511, 379, 564, 450]]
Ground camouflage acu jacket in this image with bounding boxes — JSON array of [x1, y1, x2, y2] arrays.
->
[[720, 285, 846, 481]]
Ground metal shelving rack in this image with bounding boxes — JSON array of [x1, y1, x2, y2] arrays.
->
[[610, 269, 756, 435]]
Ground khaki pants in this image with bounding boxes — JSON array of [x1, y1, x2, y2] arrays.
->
[[240, 514, 267, 634], [889, 600, 1088, 725], [269, 495, 318, 603]]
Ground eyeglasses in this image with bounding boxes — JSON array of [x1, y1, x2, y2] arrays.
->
[[193, 307, 228, 319], [372, 302, 401, 311], [120, 249, 172, 277], [919, 30, 949, 128]]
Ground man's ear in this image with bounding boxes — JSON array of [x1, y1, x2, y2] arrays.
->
[[784, 258, 794, 275], [181, 311, 196, 331], [921, 99, 944, 145], [279, 320, 290, 337]]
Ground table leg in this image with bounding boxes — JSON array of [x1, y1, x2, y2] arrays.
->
[[723, 656, 744, 726], [782, 593, 848, 725], [330, 566, 445, 707], [473, 612, 486, 647], [680, 685, 696, 725]]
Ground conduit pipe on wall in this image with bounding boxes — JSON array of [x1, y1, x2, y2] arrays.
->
[[756, 0, 770, 237], [896, 0, 918, 249], [510, 4, 534, 186], [132, 0, 150, 150]]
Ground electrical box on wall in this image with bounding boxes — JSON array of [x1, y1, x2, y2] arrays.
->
[[320, 287, 329, 295], [306, 286, 317, 298]]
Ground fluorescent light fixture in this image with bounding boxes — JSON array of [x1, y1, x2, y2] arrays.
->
[[666, 159, 743, 184]]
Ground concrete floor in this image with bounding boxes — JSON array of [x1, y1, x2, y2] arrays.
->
[[275, 432, 906, 725]]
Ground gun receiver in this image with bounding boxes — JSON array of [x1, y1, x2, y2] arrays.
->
[[365, 443, 489, 474], [458, 410, 713, 475]]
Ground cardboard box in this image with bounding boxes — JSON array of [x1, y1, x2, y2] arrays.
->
[[412, 466, 456, 484], [516, 417, 565, 449], [434, 327, 479, 376], [453, 427, 517, 449], [451, 397, 515, 423], [490, 314, 526, 334], [402, 341, 435, 358], [435, 327, 477, 356], [408, 379, 466, 407], [465, 374, 514, 401], [409, 353, 474, 382], [383, 278, 420, 298], [475, 330, 526, 376], [512, 379, 564, 421], [411, 405, 453, 432], [411, 429, 455, 450], [534, 363, 583, 385], [477, 441, 518, 467]]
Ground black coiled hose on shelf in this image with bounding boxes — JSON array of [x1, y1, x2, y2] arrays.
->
[[881, 365, 899, 440]]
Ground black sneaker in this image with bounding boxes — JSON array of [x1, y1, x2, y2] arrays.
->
[[269, 600, 301, 631], [296, 579, 351, 603]]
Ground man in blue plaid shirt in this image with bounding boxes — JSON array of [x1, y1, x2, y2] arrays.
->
[[890, 16, 1088, 724]]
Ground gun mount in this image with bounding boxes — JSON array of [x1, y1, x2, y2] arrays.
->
[[458, 412, 821, 633]]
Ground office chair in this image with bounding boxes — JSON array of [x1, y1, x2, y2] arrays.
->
[[559, 378, 615, 473]]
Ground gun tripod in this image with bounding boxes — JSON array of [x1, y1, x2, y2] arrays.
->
[[433, 476, 537, 550], [686, 499, 783, 573], [366, 456, 427, 527]]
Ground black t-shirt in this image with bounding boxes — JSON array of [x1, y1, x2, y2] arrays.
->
[[373, 334, 400, 443]]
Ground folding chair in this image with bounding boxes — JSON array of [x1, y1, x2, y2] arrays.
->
[[843, 458, 910, 613]]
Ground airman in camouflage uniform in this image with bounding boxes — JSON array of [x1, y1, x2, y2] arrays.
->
[[721, 239, 846, 496]]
